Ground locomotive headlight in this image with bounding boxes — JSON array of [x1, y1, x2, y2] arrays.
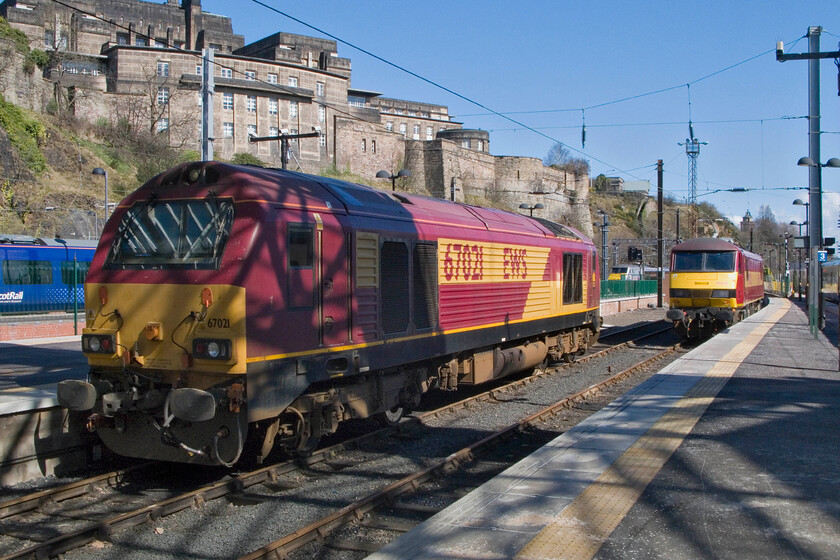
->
[[82, 332, 120, 355], [192, 338, 232, 361], [711, 289, 736, 298]]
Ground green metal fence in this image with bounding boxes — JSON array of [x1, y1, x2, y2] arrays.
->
[[601, 279, 659, 299]]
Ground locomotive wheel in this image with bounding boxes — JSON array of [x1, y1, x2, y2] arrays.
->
[[376, 405, 405, 427], [562, 352, 576, 363]]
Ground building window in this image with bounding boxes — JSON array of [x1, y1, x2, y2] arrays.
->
[[157, 61, 169, 77], [318, 105, 325, 123], [399, 123, 406, 137], [154, 38, 166, 48], [413, 125, 420, 140], [245, 70, 255, 81], [267, 73, 277, 84], [426, 126, 433, 140], [386, 121, 393, 132], [316, 82, 325, 97], [209, 43, 221, 51], [477, 140, 485, 151], [270, 126, 279, 137], [116, 32, 129, 46], [156, 118, 169, 133], [268, 98, 278, 115], [220, 67, 232, 79], [319, 134, 326, 147], [290, 101, 298, 118], [361, 139, 366, 152], [157, 87, 169, 105], [195, 65, 202, 75], [288, 76, 298, 87], [247, 124, 257, 137], [222, 92, 233, 110], [246, 96, 256, 113], [223, 122, 234, 138], [290, 129, 299, 143], [175, 40, 185, 50], [44, 29, 54, 47], [371, 140, 376, 154], [135, 36, 148, 47], [461, 140, 470, 148]]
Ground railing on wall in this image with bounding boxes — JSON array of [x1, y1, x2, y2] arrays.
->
[[601, 279, 658, 299]]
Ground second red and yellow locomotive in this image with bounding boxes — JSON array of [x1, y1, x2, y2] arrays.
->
[[667, 238, 765, 338]]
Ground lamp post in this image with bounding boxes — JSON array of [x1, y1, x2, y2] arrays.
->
[[92, 167, 108, 221], [376, 169, 411, 191], [793, 198, 811, 305], [593, 211, 610, 282], [790, 220, 807, 301], [797, 157, 840, 332], [518, 203, 544, 217]]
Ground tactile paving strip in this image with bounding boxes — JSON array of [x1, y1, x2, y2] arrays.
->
[[516, 300, 791, 560]]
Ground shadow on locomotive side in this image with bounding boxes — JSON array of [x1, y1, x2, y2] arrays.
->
[[666, 238, 768, 339], [57, 162, 602, 466]]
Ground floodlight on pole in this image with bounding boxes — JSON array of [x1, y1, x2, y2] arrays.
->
[[92, 167, 108, 219]]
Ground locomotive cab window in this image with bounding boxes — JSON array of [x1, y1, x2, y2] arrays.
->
[[563, 252, 583, 304], [673, 251, 735, 272], [288, 224, 313, 268], [107, 197, 234, 269], [287, 223, 315, 309]]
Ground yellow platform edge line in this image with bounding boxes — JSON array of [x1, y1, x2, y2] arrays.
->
[[516, 300, 791, 560]]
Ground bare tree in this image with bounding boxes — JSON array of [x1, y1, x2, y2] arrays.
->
[[543, 142, 590, 176]]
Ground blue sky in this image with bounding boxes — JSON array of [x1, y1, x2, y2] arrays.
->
[[203, 0, 840, 240]]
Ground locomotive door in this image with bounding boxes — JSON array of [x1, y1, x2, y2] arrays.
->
[[315, 213, 349, 347], [286, 214, 348, 349]]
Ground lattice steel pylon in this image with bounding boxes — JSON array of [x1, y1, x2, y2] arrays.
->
[[678, 122, 707, 237]]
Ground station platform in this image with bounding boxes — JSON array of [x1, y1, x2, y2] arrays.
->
[[368, 297, 840, 560]]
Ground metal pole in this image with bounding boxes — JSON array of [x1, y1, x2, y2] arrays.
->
[[657, 159, 664, 307], [73, 256, 78, 335], [601, 213, 609, 282], [104, 171, 109, 221], [807, 26, 823, 336], [201, 48, 215, 161]]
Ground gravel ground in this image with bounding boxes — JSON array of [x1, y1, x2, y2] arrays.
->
[[54, 314, 679, 560]]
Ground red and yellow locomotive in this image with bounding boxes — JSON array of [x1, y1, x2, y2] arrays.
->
[[666, 238, 765, 338], [58, 162, 601, 465]]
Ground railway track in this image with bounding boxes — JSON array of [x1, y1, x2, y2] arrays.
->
[[0, 322, 676, 560]]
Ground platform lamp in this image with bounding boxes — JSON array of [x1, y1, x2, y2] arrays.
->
[[790, 220, 808, 301], [796, 157, 840, 333], [376, 169, 411, 191], [92, 167, 108, 220], [518, 203, 544, 217]]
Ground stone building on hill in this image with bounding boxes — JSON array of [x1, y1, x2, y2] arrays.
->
[[0, 0, 591, 235]]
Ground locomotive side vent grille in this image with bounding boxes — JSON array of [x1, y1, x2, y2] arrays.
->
[[381, 241, 409, 334], [413, 243, 438, 330]]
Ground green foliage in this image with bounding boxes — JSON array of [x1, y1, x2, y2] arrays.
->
[[27, 48, 50, 69], [0, 17, 30, 56], [230, 152, 267, 167], [0, 94, 47, 173], [593, 174, 609, 192]]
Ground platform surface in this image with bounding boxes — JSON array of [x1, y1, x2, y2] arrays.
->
[[369, 298, 840, 560], [0, 336, 86, 415]]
